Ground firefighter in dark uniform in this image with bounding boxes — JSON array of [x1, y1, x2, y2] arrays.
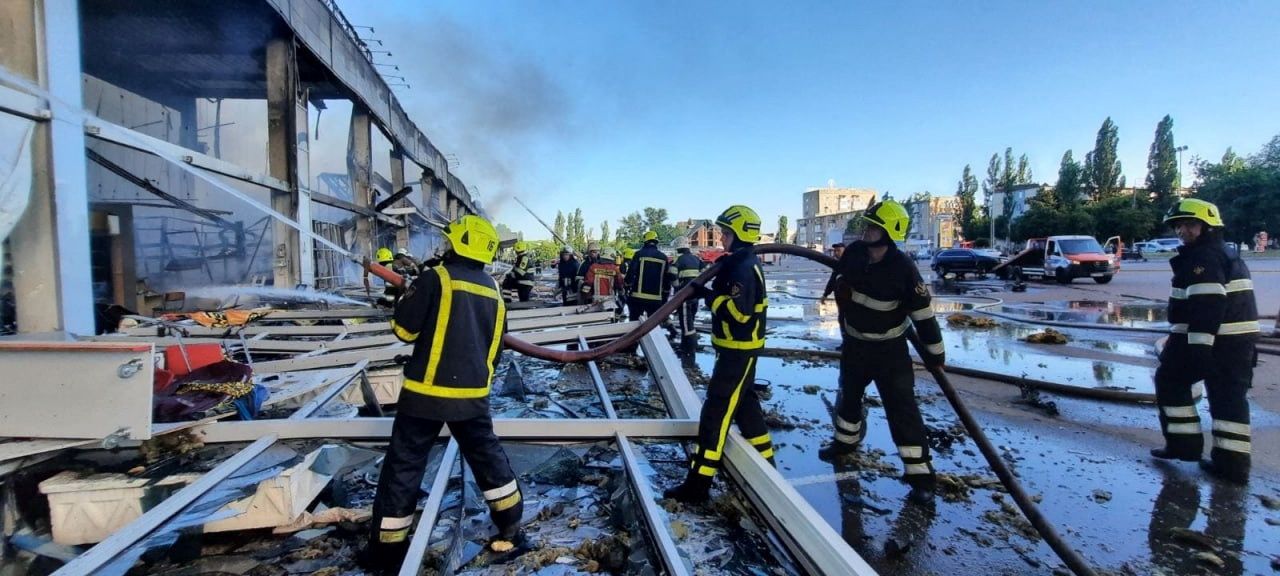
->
[[363, 247, 399, 307], [625, 231, 672, 321], [618, 248, 635, 317], [363, 215, 524, 572], [1151, 198, 1258, 484], [672, 236, 705, 355], [818, 200, 946, 504], [575, 241, 601, 305], [556, 246, 580, 306], [506, 241, 535, 302], [664, 205, 773, 503]]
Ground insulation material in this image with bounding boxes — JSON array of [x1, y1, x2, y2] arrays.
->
[[0, 114, 35, 291]]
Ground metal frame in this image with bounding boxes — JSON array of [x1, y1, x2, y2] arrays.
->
[[398, 440, 460, 576], [579, 335, 617, 419], [640, 332, 877, 576], [615, 433, 690, 575], [287, 360, 369, 419], [197, 418, 698, 443], [52, 436, 279, 575]]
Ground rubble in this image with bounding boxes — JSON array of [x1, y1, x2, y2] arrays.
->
[[1023, 329, 1070, 344], [946, 313, 999, 328]]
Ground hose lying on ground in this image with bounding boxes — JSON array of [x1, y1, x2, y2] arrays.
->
[[905, 331, 1098, 576], [368, 244, 1099, 576], [754, 346, 1158, 404]]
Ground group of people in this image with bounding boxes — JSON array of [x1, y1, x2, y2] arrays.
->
[[358, 195, 1257, 573]]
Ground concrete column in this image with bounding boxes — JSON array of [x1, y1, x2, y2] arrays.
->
[[390, 148, 408, 249], [434, 178, 448, 219], [348, 106, 373, 260], [266, 36, 300, 288], [3, 0, 93, 334]]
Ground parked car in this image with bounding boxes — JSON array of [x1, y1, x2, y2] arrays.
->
[[1131, 241, 1161, 253], [1149, 237, 1182, 252], [931, 248, 1001, 278]]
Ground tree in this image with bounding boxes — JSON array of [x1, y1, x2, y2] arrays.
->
[[777, 216, 789, 244], [553, 211, 566, 244], [1193, 135, 1280, 242], [1146, 115, 1179, 212], [982, 153, 1002, 241], [1087, 117, 1123, 201], [642, 207, 669, 232], [955, 164, 980, 240], [1087, 194, 1159, 243], [600, 221, 611, 248], [616, 212, 645, 246], [1056, 150, 1084, 208], [567, 208, 586, 252], [1016, 153, 1033, 184]]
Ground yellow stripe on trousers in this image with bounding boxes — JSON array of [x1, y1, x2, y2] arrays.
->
[[709, 356, 756, 467]]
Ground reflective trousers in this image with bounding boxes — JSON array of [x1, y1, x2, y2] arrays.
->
[[1155, 341, 1254, 476], [368, 411, 523, 570], [834, 337, 934, 485], [688, 349, 774, 478]]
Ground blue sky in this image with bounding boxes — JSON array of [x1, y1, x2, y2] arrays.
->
[[336, 0, 1280, 241]]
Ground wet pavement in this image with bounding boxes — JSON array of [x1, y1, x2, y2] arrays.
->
[[753, 281, 1163, 394], [683, 271, 1280, 576]]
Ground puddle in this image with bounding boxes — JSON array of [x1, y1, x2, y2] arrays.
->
[[999, 301, 1169, 329], [761, 302, 1159, 393], [691, 352, 1280, 576]]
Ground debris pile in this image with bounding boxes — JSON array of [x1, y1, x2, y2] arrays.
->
[[1023, 329, 1070, 344], [947, 313, 999, 328]]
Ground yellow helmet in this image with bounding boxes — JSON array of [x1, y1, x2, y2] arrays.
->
[[623, 248, 637, 259], [1164, 198, 1223, 228], [642, 230, 658, 243], [514, 241, 528, 253], [443, 214, 500, 264], [715, 204, 761, 243], [375, 247, 394, 264], [862, 200, 910, 242]]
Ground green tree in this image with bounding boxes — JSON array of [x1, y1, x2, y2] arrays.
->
[[777, 215, 789, 244], [955, 164, 981, 240], [642, 207, 669, 232], [616, 211, 645, 246], [1000, 148, 1017, 237], [600, 221, 611, 248], [1012, 203, 1094, 242], [1016, 153, 1033, 184], [1087, 117, 1123, 201], [1193, 136, 1280, 242], [1087, 194, 1158, 243], [1146, 115, 1179, 212], [553, 211, 566, 243], [567, 208, 586, 252], [1055, 150, 1084, 208]]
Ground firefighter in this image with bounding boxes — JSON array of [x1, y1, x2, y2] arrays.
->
[[364, 247, 399, 307], [664, 205, 772, 503], [556, 246, 580, 306], [363, 215, 523, 573], [818, 200, 945, 504], [575, 241, 601, 304], [582, 247, 622, 304], [1151, 198, 1258, 484], [625, 231, 672, 321], [672, 236, 705, 355], [506, 241, 535, 302]]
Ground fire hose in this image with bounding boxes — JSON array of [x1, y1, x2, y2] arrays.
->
[[364, 244, 1098, 576]]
